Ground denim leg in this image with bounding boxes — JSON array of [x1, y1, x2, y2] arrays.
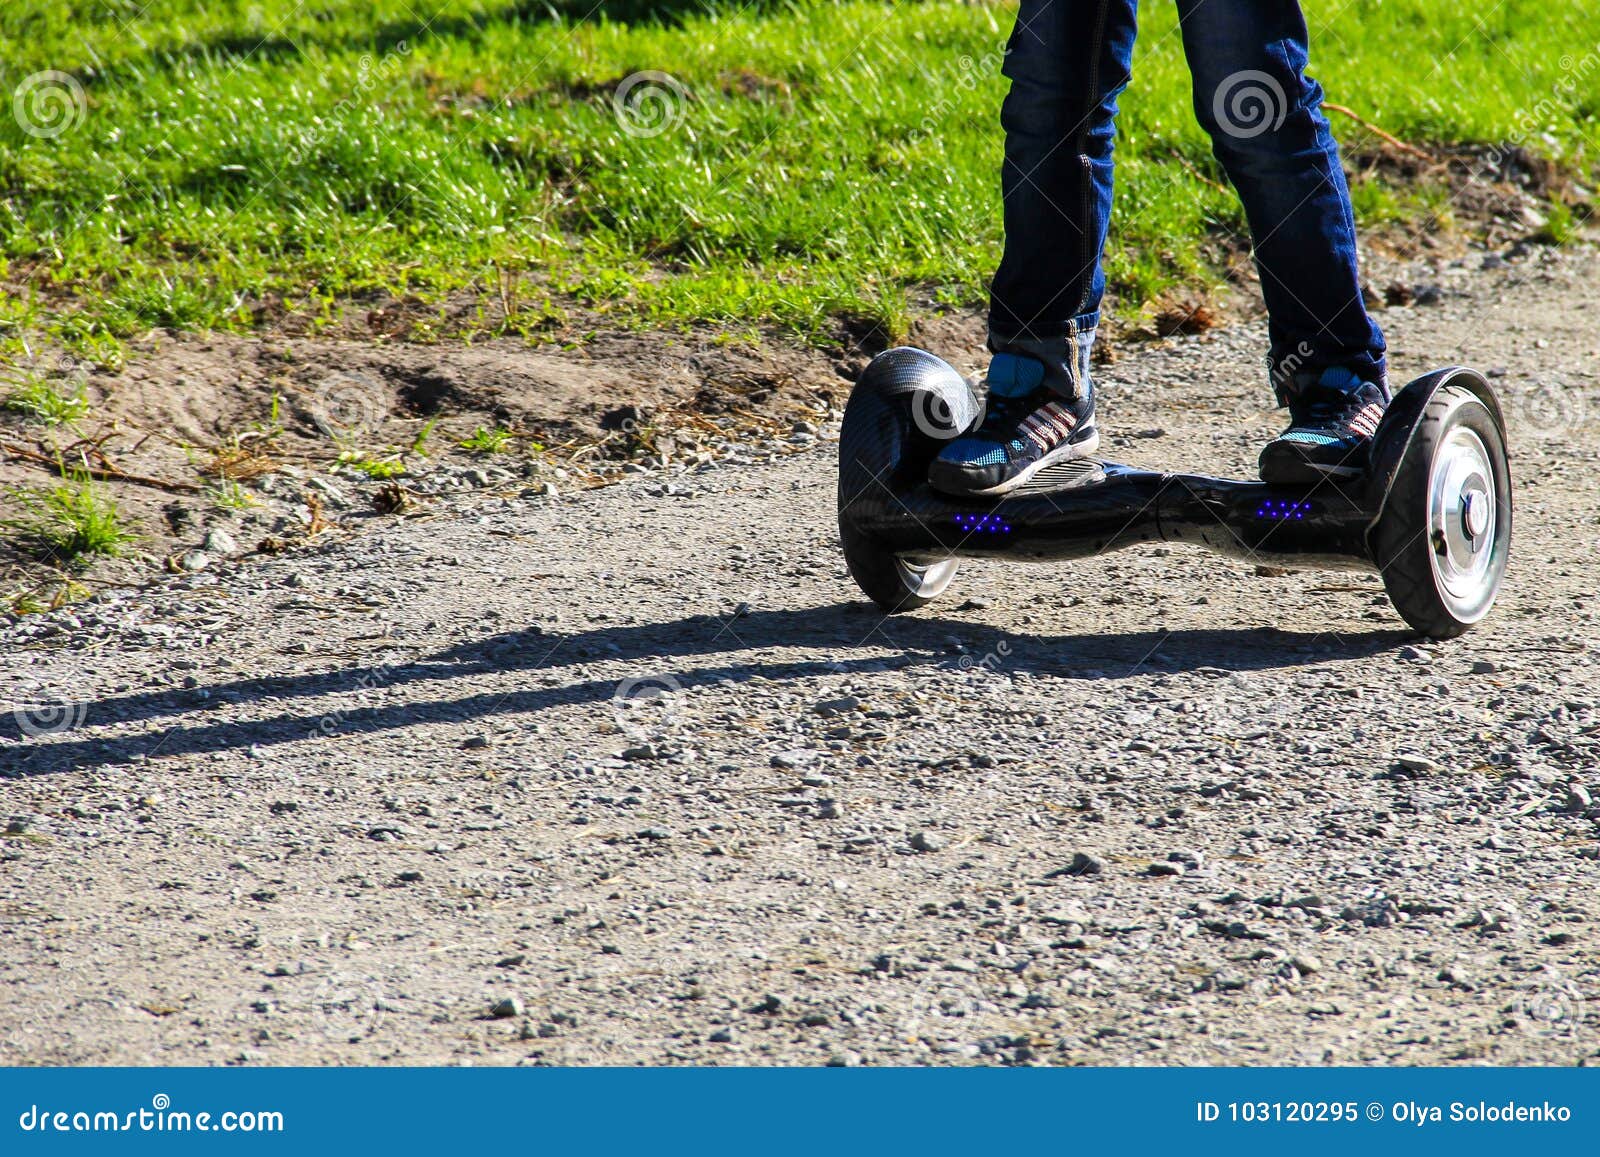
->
[[1177, 0, 1386, 399], [987, 0, 1140, 349]]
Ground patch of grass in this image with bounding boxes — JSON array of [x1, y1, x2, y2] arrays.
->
[[337, 450, 407, 478], [2, 372, 89, 426], [0, 1, 1596, 349], [3, 577, 92, 616], [458, 426, 514, 455], [1534, 200, 1583, 244], [410, 417, 442, 457], [3, 470, 138, 568], [207, 478, 257, 510]]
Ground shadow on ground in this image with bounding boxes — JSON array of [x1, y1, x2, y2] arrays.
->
[[3, 604, 1408, 776]]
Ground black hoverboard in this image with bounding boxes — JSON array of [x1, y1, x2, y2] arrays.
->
[[837, 348, 1512, 639]]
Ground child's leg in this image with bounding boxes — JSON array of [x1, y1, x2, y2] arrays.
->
[[987, 0, 1140, 385], [1176, 0, 1386, 398], [932, 0, 1137, 498]]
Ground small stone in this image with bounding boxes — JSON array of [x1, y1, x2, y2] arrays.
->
[[1291, 954, 1322, 976], [815, 798, 843, 820], [461, 734, 490, 750], [637, 827, 672, 841], [1394, 753, 1442, 775], [826, 1051, 862, 1067], [1204, 970, 1248, 992], [708, 1028, 735, 1043], [1564, 785, 1592, 812], [397, 870, 424, 883], [1470, 660, 1499, 674], [749, 994, 783, 1014], [1048, 850, 1104, 878], [489, 997, 524, 1019], [1146, 862, 1181, 877], [1543, 932, 1576, 947], [771, 748, 819, 770], [621, 744, 659, 761], [496, 954, 526, 968], [204, 529, 240, 555], [180, 550, 212, 572], [909, 830, 946, 853], [813, 696, 862, 717]]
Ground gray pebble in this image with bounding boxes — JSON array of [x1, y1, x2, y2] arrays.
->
[[909, 830, 946, 853]]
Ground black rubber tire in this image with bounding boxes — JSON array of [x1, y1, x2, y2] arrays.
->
[[839, 517, 957, 613], [1373, 385, 1511, 638]]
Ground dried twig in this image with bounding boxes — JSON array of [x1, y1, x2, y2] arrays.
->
[[1, 440, 202, 494], [1322, 102, 1432, 161]]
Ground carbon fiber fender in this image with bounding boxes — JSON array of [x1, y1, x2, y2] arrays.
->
[[837, 347, 980, 511]]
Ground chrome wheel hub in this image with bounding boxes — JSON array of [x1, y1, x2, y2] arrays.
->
[[1428, 426, 1502, 622], [897, 558, 958, 599]]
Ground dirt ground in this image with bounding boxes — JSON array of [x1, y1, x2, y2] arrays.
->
[[2, 239, 1596, 1067]]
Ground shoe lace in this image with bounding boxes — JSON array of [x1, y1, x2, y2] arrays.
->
[[978, 386, 1041, 436], [1294, 385, 1369, 429]]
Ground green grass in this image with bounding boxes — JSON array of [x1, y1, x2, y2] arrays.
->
[[207, 477, 257, 510], [337, 449, 407, 477], [458, 425, 514, 454], [1, 0, 1596, 360], [2, 370, 89, 425], [3, 469, 137, 567]]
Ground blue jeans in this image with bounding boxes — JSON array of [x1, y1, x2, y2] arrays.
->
[[988, 0, 1386, 399]]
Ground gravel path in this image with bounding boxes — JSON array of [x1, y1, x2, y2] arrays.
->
[[3, 246, 1598, 1067]]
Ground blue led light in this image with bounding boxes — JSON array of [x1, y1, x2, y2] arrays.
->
[[952, 511, 1013, 535], [1255, 499, 1313, 522]]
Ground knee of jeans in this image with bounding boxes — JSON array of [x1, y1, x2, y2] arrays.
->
[[1001, 70, 1125, 153], [1192, 63, 1322, 147]]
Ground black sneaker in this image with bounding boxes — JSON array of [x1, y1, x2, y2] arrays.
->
[[928, 350, 1098, 497], [1259, 368, 1389, 486]]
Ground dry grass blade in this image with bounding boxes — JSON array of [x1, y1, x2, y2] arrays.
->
[[206, 446, 280, 481]]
